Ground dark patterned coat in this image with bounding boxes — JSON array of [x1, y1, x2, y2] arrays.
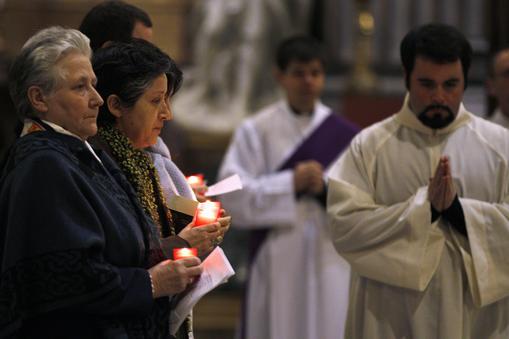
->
[[0, 130, 171, 338]]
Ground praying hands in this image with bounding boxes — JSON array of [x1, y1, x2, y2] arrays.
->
[[293, 160, 325, 195], [428, 155, 456, 212]]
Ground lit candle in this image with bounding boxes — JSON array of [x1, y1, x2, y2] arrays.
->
[[194, 201, 221, 226], [173, 247, 198, 260], [186, 174, 204, 187]]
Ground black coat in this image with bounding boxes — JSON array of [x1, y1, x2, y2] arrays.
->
[[0, 130, 171, 338]]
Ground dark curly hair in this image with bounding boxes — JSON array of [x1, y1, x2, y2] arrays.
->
[[400, 23, 472, 89], [92, 38, 183, 127]]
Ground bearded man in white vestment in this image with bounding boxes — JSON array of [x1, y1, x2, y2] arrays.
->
[[327, 23, 509, 339], [219, 36, 356, 339], [487, 48, 509, 128]]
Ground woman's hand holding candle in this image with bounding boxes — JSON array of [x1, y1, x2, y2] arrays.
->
[[178, 221, 220, 256], [173, 247, 198, 260], [216, 209, 232, 244], [194, 201, 221, 226], [186, 174, 208, 202], [147, 256, 202, 298], [193, 185, 208, 202]]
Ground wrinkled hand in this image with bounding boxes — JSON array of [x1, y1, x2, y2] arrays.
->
[[191, 184, 208, 202], [215, 209, 231, 245], [178, 221, 220, 256], [294, 160, 324, 195], [428, 156, 456, 212], [148, 256, 202, 298]]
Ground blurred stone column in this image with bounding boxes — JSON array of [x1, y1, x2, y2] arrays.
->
[[436, 0, 460, 26], [347, 0, 376, 93], [387, 0, 411, 68], [371, 0, 411, 74], [464, 0, 487, 51], [414, 1, 434, 27], [322, 0, 355, 70]]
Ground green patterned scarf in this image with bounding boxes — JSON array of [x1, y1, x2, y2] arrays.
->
[[97, 125, 175, 237]]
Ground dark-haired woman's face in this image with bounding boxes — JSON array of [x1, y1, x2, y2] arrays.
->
[[116, 73, 171, 148]]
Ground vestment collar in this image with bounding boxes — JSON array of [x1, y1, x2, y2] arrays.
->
[[395, 94, 471, 135]]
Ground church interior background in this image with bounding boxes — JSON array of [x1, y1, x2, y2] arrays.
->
[[0, 0, 505, 338]]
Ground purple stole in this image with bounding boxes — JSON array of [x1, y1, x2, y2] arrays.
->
[[278, 112, 359, 171], [248, 112, 359, 262], [241, 112, 359, 338]]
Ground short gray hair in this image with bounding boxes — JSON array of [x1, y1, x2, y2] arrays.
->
[[8, 26, 92, 119]]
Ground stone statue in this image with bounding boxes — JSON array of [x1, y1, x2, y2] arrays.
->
[[174, 0, 311, 133]]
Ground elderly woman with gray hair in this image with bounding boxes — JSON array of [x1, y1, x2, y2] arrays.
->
[[0, 26, 202, 338]]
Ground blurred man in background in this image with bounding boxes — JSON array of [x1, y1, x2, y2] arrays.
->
[[487, 47, 509, 128], [219, 35, 356, 339]]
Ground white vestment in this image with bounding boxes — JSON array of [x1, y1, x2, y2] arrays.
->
[[218, 100, 350, 339], [327, 96, 509, 339]]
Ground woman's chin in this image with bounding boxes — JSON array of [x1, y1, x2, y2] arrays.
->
[[80, 125, 98, 140], [151, 132, 161, 144]]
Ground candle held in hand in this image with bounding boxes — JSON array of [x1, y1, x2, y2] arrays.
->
[[194, 201, 221, 226], [186, 174, 204, 187], [173, 247, 198, 260]]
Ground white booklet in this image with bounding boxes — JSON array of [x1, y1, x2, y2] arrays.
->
[[204, 174, 243, 197], [169, 247, 235, 334]]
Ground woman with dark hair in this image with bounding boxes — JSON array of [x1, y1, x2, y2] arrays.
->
[[0, 27, 202, 338], [92, 38, 227, 258], [91, 39, 230, 338]]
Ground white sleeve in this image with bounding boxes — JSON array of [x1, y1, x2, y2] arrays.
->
[[218, 121, 297, 228], [327, 138, 445, 291], [458, 195, 509, 306]]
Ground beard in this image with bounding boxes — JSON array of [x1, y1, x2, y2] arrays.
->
[[417, 105, 456, 129]]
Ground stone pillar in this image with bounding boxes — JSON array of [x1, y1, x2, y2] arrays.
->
[[388, 0, 411, 66], [413, 1, 434, 26], [322, 0, 355, 69], [436, 0, 460, 26]]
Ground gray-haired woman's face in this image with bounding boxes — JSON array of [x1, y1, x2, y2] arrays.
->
[[40, 52, 104, 139]]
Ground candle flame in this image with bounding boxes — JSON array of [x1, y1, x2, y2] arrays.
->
[[186, 174, 204, 185], [174, 247, 198, 260]]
